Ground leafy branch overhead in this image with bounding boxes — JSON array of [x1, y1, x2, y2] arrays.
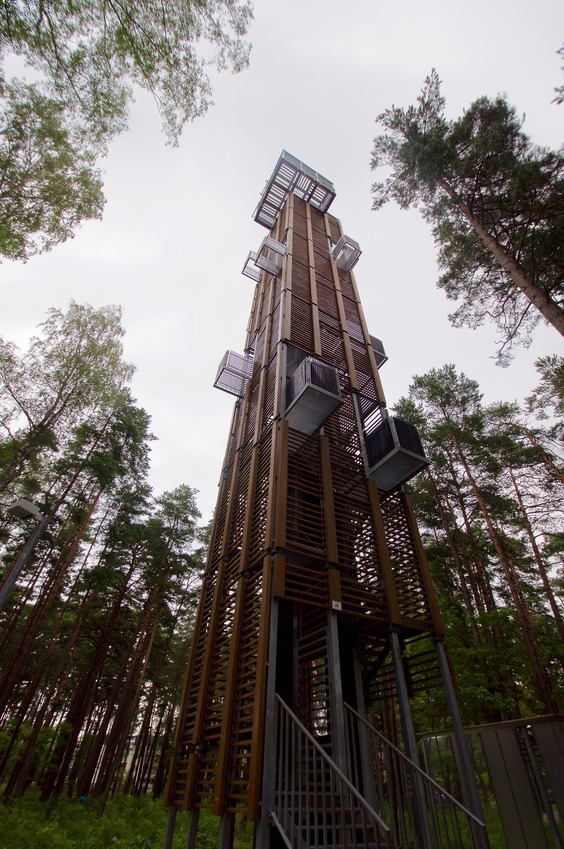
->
[[371, 70, 564, 363], [0, 0, 253, 260]]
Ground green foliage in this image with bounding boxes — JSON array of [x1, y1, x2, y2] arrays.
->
[[0, 303, 209, 804], [0, 0, 253, 148], [0, 0, 253, 258], [0, 78, 104, 260], [0, 301, 134, 497], [0, 792, 253, 849], [397, 364, 564, 722], [371, 71, 564, 361], [526, 354, 564, 423]]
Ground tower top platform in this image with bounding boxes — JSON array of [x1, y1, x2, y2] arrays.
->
[[253, 150, 336, 229]]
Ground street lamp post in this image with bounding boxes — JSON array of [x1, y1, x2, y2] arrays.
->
[[0, 499, 49, 613]]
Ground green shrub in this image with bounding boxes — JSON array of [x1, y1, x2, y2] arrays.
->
[[0, 791, 253, 849]]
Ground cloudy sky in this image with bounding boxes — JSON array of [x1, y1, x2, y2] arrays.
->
[[3, 0, 563, 521]]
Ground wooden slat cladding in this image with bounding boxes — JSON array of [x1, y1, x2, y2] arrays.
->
[[380, 491, 434, 629], [167, 184, 441, 822]]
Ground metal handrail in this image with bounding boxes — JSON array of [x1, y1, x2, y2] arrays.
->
[[272, 694, 392, 849], [344, 702, 489, 849]]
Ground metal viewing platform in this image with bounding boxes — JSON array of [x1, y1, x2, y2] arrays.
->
[[253, 150, 336, 228]]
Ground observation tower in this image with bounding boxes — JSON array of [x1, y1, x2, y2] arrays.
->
[[164, 152, 487, 849]]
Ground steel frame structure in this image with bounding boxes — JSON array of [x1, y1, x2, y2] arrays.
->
[[164, 153, 486, 849]]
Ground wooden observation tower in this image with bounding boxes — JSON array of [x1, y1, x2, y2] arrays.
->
[[164, 152, 488, 849]]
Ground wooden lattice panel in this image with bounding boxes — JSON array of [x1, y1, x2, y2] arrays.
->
[[259, 355, 277, 429], [286, 437, 325, 557], [296, 607, 332, 737], [380, 492, 434, 628], [165, 570, 217, 807], [247, 428, 273, 568], [227, 445, 252, 555], [224, 569, 264, 809], [336, 268, 357, 301], [282, 558, 328, 608], [167, 180, 445, 824], [288, 259, 310, 300], [241, 375, 259, 446], [291, 231, 309, 266], [253, 324, 266, 372], [268, 295, 281, 359], [324, 391, 361, 452], [223, 405, 243, 473]]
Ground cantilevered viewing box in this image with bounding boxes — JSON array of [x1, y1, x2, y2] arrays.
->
[[285, 357, 342, 436], [214, 350, 252, 398], [365, 416, 429, 491]]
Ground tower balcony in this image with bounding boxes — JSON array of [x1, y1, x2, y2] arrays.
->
[[214, 351, 253, 398], [242, 251, 261, 282], [255, 236, 286, 275], [254, 150, 336, 229], [370, 335, 388, 368], [285, 357, 342, 435], [365, 416, 429, 491], [331, 235, 361, 272], [242, 237, 287, 280]]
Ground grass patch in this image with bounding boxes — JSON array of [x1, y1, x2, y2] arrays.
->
[[0, 791, 253, 849]]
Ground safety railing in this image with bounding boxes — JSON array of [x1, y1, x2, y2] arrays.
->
[[344, 703, 490, 849], [271, 694, 392, 849]]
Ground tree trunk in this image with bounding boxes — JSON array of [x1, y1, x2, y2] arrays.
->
[[510, 468, 564, 643], [437, 179, 564, 336], [452, 435, 560, 713]]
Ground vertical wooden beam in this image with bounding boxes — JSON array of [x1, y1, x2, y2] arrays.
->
[[211, 570, 247, 816], [179, 392, 250, 808], [212, 353, 266, 812], [348, 270, 387, 405], [246, 556, 273, 820], [280, 194, 293, 343], [320, 434, 341, 609], [245, 274, 264, 349], [367, 480, 402, 626], [401, 491, 445, 634], [273, 552, 286, 598], [256, 597, 281, 849], [305, 203, 322, 356], [324, 214, 358, 388], [266, 419, 288, 551]]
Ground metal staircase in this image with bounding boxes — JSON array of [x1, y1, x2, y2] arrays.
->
[[271, 695, 392, 849], [269, 695, 488, 849]]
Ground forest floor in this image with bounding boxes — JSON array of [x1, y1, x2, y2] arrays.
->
[[0, 791, 253, 849]]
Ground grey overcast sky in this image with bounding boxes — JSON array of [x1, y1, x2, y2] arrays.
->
[[2, 0, 563, 521]]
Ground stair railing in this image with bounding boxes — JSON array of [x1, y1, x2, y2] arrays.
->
[[271, 694, 393, 849], [344, 702, 490, 849]]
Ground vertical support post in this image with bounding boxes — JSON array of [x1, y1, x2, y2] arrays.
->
[[218, 811, 235, 849], [390, 630, 432, 849], [352, 650, 378, 809], [184, 809, 199, 849], [247, 557, 274, 820], [257, 597, 280, 849], [389, 631, 419, 765], [162, 806, 177, 849], [436, 640, 490, 849], [326, 610, 346, 772]]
